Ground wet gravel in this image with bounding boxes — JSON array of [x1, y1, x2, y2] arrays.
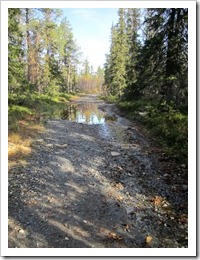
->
[[8, 95, 188, 248]]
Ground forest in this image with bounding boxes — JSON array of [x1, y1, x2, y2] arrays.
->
[[8, 7, 189, 250], [103, 8, 188, 162], [8, 8, 188, 163]]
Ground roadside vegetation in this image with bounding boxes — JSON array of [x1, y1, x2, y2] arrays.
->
[[8, 8, 103, 165], [118, 99, 187, 163], [103, 8, 188, 164], [8, 8, 188, 166], [100, 96, 187, 163], [8, 92, 73, 165]]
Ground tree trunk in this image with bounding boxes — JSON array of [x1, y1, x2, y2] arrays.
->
[[165, 9, 176, 102], [26, 8, 31, 83]]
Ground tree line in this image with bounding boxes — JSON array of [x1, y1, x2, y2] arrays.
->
[[8, 8, 104, 96], [104, 8, 188, 109]]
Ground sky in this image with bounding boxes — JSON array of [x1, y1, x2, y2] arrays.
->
[[62, 8, 119, 71]]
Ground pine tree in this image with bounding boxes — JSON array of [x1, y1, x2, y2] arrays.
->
[[57, 17, 80, 93], [23, 8, 43, 91], [39, 8, 62, 93], [8, 8, 24, 93]]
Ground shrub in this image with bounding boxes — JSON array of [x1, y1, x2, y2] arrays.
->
[[117, 99, 188, 163]]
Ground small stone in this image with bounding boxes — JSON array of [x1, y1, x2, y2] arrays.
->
[[65, 237, 69, 240], [60, 144, 68, 148], [181, 164, 186, 168], [36, 139, 44, 142], [182, 185, 188, 191], [18, 229, 26, 236], [83, 220, 88, 224], [111, 152, 120, 156], [162, 203, 169, 208], [46, 144, 53, 147], [18, 229, 25, 235]]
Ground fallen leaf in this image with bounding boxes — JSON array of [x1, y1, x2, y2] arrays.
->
[[108, 232, 123, 240], [146, 236, 153, 243], [115, 183, 124, 190], [151, 196, 162, 207], [117, 196, 123, 202], [123, 224, 130, 232]]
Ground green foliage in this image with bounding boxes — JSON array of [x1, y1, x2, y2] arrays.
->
[[118, 99, 154, 113], [58, 92, 73, 100], [8, 8, 24, 92], [104, 9, 128, 97], [118, 99, 187, 162], [9, 105, 33, 117], [104, 8, 188, 164], [104, 8, 188, 107], [8, 8, 81, 96], [101, 95, 119, 103], [8, 105, 35, 132], [8, 92, 75, 133]]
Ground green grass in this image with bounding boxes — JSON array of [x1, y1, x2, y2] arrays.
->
[[8, 92, 74, 133], [99, 95, 119, 103], [117, 99, 188, 163], [8, 91, 76, 165]]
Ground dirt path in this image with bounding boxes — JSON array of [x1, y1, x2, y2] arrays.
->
[[8, 94, 188, 248]]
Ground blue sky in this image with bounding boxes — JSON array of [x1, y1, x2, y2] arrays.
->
[[62, 8, 119, 71]]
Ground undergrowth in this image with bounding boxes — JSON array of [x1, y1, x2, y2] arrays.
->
[[8, 92, 74, 163], [117, 99, 188, 164], [99, 95, 119, 103]]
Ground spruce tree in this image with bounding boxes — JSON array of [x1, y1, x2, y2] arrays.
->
[[104, 9, 128, 98], [125, 8, 141, 99]]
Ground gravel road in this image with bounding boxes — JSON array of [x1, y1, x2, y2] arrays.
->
[[8, 94, 188, 248]]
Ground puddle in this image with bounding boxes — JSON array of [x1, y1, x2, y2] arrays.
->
[[61, 103, 105, 125], [61, 100, 130, 143]]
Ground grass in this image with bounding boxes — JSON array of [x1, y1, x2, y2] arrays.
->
[[99, 95, 119, 103], [8, 133, 32, 159], [8, 92, 74, 165], [116, 99, 188, 164]]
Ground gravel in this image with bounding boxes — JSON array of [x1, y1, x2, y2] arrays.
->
[[8, 95, 188, 248]]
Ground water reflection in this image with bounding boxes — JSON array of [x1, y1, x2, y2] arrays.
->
[[61, 103, 105, 125]]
